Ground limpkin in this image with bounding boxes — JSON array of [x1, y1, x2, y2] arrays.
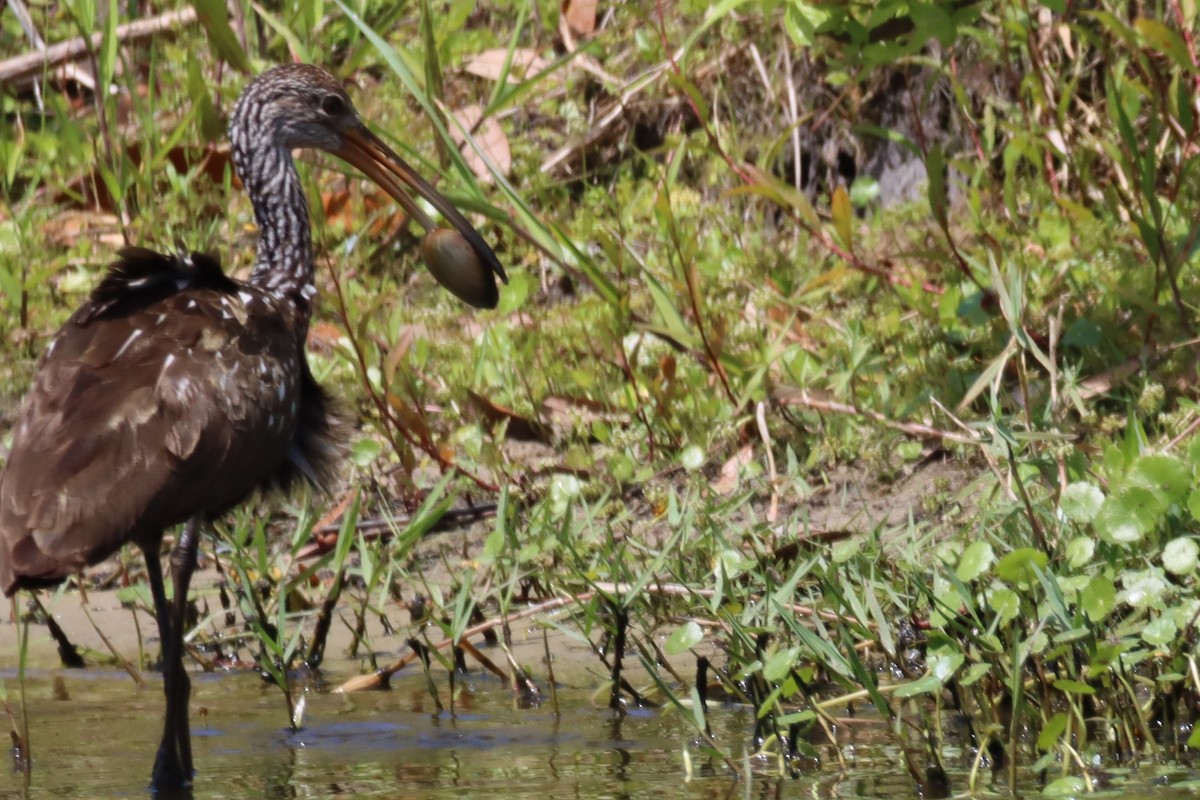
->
[[0, 64, 505, 791]]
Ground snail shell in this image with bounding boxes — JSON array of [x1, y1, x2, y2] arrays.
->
[[420, 228, 500, 309]]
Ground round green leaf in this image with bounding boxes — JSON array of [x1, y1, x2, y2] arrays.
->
[[831, 538, 861, 563], [350, 437, 382, 467], [929, 649, 964, 682], [989, 588, 1020, 624], [1142, 616, 1177, 646], [1163, 537, 1199, 575], [1095, 487, 1160, 544], [1080, 575, 1115, 622], [1064, 536, 1094, 568], [995, 548, 1049, 584], [1044, 776, 1086, 797], [956, 541, 994, 582], [1188, 436, 1200, 470], [1187, 487, 1200, 523], [849, 176, 881, 206], [1128, 453, 1191, 506], [1059, 482, 1104, 523], [1119, 568, 1169, 608]]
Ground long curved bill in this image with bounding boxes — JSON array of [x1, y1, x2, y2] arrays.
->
[[332, 124, 508, 306]]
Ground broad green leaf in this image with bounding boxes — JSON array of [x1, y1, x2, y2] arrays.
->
[[1059, 482, 1104, 523], [1163, 537, 1199, 575], [1134, 18, 1193, 66], [1188, 487, 1200, 522], [1044, 776, 1087, 797], [831, 538, 860, 563], [1128, 454, 1190, 507], [350, 437, 382, 467], [1188, 435, 1200, 469], [1065, 537, 1095, 568], [849, 176, 880, 206], [1037, 712, 1068, 750], [193, 0, 252, 73], [989, 588, 1020, 624], [995, 548, 1049, 584], [1142, 616, 1177, 646], [960, 662, 991, 686], [1119, 569, 1169, 608], [894, 673, 942, 698], [956, 541, 994, 582], [928, 648, 963, 682], [1080, 575, 1115, 622], [783, 1, 832, 47], [910, 1, 955, 45], [1095, 487, 1160, 545], [763, 647, 800, 682], [664, 621, 704, 655]]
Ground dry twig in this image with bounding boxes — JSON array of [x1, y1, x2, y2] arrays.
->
[[0, 7, 198, 87]]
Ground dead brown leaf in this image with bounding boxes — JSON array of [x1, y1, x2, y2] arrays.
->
[[468, 390, 551, 442], [41, 209, 121, 247], [712, 444, 754, 496], [306, 321, 343, 353], [463, 48, 550, 83], [321, 183, 406, 237], [333, 672, 390, 693], [541, 394, 629, 425], [561, 0, 598, 36], [386, 392, 433, 443]]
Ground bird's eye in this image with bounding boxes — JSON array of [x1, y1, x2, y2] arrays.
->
[[321, 94, 346, 116]]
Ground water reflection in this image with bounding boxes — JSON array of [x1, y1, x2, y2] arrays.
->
[[4, 664, 1200, 799]]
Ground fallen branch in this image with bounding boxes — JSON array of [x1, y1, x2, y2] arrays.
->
[[334, 593, 592, 692], [293, 502, 498, 562], [0, 7, 198, 87], [772, 385, 979, 444]]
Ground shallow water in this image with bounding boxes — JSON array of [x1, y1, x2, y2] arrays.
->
[[3, 661, 1200, 799], [0, 658, 865, 799]]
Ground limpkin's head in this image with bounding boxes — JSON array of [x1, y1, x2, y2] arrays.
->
[[230, 64, 507, 308]]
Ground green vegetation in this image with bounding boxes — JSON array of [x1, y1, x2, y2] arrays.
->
[[4, 0, 1200, 794]]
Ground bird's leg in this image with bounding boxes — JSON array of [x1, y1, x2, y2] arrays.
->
[[143, 539, 184, 790], [141, 543, 173, 669], [150, 518, 201, 791], [169, 518, 201, 780]]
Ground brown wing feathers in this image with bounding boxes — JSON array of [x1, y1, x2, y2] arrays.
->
[[0, 249, 341, 594], [81, 247, 237, 323]]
